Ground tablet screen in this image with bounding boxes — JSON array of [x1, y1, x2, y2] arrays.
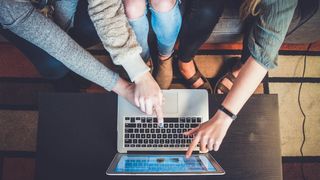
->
[[114, 154, 216, 173]]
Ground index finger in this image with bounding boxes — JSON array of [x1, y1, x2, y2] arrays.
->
[[186, 134, 201, 158], [154, 104, 164, 128]]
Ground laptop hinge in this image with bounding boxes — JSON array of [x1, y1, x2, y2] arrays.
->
[[127, 151, 200, 155]]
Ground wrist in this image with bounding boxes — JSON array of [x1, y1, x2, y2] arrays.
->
[[112, 77, 131, 97], [134, 71, 151, 84], [214, 110, 234, 125]]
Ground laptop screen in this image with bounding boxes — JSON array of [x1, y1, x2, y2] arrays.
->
[[114, 154, 216, 173]]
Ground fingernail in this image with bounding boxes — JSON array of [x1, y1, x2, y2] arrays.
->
[[159, 123, 164, 128]]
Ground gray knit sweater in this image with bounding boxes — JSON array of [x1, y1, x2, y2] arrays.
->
[[0, 0, 149, 91]]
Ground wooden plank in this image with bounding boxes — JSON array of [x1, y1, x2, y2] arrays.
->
[[2, 158, 35, 180]]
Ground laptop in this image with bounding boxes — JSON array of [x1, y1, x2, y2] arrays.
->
[[107, 89, 225, 175]]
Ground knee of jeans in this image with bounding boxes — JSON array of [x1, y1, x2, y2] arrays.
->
[[124, 0, 146, 19], [150, 0, 176, 13], [37, 59, 70, 80], [0, 0, 34, 29]]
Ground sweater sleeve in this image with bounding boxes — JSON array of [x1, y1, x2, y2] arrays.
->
[[0, 0, 119, 91], [87, 0, 150, 82]]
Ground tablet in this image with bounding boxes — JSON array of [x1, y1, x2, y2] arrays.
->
[[106, 153, 225, 175]]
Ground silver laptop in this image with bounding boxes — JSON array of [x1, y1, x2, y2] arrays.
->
[[107, 89, 225, 175]]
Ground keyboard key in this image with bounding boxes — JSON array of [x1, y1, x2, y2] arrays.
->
[[130, 118, 135, 123], [140, 129, 144, 133], [180, 117, 185, 122], [192, 118, 196, 123], [169, 124, 174, 128], [145, 129, 150, 133], [125, 117, 130, 121], [153, 124, 157, 128], [152, 134, 156, 138], [130, 134, 134, 138], [125, 123, 136, 128], [125, 134, 129, 138], [125, 144, 129, 147], [191, 124, 198, 128], [148, 124, 152, 128], [157, 134, 161, 138], [125, 139, 132, 144], [164, 124, 168, 128], [125, 129, 133, 133], [134, 129, 139, 133], [175, 124, 179, 128], [197, 117, 201, 122], [151, 129, 155, 133], [164, 118, 179, 123], [141, 117, 146, 123], [141, 134, 145, 138], [153, 118, 157, 123], [147, 117, 152, 123], [138, 139, 143, 143], [172, 129, 177, 133], [147, 134, 151, 138], [133, 139, 137, 143], [163, 134, 167, 138], [136, 134, 140, 138]]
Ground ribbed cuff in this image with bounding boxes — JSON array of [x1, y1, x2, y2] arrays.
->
[[121, 54, 150, 82]]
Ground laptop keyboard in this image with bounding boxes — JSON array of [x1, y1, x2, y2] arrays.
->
[[124, 117, 201, 148]]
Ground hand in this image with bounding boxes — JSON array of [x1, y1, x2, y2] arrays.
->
[[184, 110, 233, 158], [134, 72, 164, 126]]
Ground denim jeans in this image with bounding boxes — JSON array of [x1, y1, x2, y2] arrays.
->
[[0, 0, 100, 79], [128, 0, 182, 61], [178, 0, 224, 62]]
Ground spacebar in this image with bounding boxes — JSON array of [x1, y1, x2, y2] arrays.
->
[[164, 118, 179, 123]]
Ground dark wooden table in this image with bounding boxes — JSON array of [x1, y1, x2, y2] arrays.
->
[[36, 93, 282, 180]]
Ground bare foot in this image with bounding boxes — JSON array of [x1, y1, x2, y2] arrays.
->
[[178, 60, 204, 88]]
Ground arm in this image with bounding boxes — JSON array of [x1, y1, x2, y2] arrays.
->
[[185, 0, 298, 157], [87, 0, 164, 124], [0, 0, 118, 91]]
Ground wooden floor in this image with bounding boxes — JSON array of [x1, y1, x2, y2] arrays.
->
[[1, 42, 320, 180]]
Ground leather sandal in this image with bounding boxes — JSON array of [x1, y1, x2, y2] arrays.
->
[[183, 60, 214, 94], [214, 58, 243, 94]]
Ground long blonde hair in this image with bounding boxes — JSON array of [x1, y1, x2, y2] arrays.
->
[[240, 0, 261, 20]]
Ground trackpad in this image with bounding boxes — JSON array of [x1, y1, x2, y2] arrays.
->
[[163, 92, 178, 114]]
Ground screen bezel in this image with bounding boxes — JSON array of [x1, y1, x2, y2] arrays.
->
[[106, 153, 225, 176]]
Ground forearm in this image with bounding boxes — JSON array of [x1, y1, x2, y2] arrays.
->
[[221, 56, 267, 115], [87, 0, 149, 82]]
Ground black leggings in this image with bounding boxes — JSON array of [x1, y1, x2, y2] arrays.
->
[[178, 0, 225, 62]]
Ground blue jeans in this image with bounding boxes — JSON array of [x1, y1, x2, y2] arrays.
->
[[0, 0, 99, 79], [128, 0, 182, 61]]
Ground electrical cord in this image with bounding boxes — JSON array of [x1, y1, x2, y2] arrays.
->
[[298, 43, 312, 180]]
